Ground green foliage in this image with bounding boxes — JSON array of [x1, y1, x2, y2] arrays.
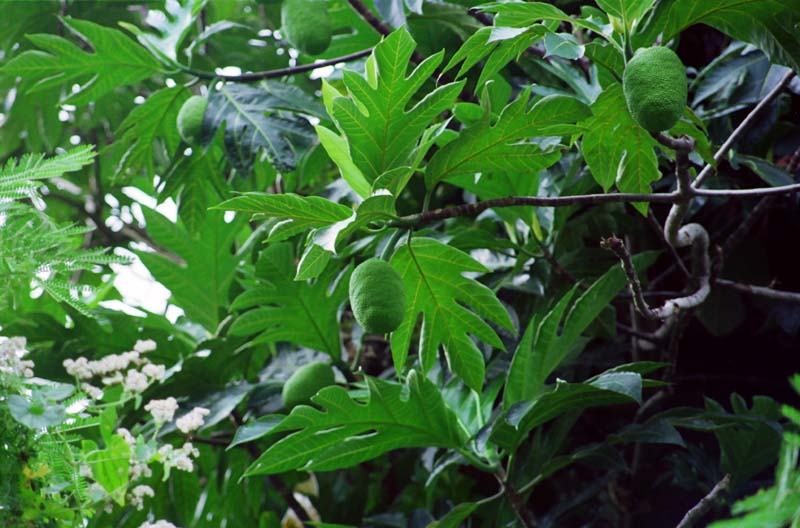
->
[[390, 238, 513, 391], [281, 361, 336, 407], [281, 0, 332, 56], [1, 1, 799, 526], [245, 370, 469, 476], [623, 46, 688, 132], [1, 17, 162, 104], [349, 258, 406, 334]]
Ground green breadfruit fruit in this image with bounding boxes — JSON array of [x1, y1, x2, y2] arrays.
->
[[349, 258, 406, 335], [623, 47, 687, 132], [176, 95, 208, 145], [280, 0, 332, 56], [281, 361, 336, 408]]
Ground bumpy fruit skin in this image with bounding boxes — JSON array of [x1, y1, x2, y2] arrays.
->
[[176, 95, 208, 145], [623, 47, 687, 132], [280, 0, 332, 56], [282, 362, 336, 408], [349, 259, 406, 334]]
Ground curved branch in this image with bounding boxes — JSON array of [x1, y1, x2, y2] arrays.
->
[[183, 48, 373, 82]]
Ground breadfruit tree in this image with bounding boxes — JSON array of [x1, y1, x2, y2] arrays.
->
[[1, 1, 800, 527]]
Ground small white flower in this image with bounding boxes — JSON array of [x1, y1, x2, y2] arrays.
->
[[175, 407, 210, 434], [79, 464, 93, 478], [139, 521, 178, 528], [144, 397, 178, 425], [129, 484, 155, 510], [142, 363, 166, 381], [123, 369, 149, 393], [134, 339, 157, 354], [63, 357, 92, 379], [0, 336, 35, 378], [116, 428, 136, 448], [81, 383, 103, 400]]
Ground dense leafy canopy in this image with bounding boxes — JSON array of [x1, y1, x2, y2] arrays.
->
[[1, 1, 799, 527]]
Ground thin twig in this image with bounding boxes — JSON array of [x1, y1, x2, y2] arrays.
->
[[675, 474, 731, 528], [695, 182, 800, 197], [183, 48, 373, 82], [392, 192, 680, 226], [389, 181, 800, 227], [693, 71, 796, 189], [496, 467, 537, 527], [716, 279, 800, 303]]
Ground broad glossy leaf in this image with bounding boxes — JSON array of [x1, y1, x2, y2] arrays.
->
[[244, 370, 468, 475], [634, 0, 800, 71], [581, 83, 659, 214], [426, 92, 589, 186], [202, 81, 323, 173], [390, 238, 514, 390], [1, 17, 162, 105], [494, 373, 642, 449], [504, 253, 657, 409], [595, 0, 656, 30], [326, 29, 463, 186], [110, 86, 188, 179]]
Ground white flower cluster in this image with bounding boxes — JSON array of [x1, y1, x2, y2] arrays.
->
[[144, 397, 179, 425], [159, 442, 200, 473], [62, 339, 166, 396], [0, 336, 34, 379], [129, 484, 155, 510], [175, 406, 210, 434], [139, 521, 178, 528]]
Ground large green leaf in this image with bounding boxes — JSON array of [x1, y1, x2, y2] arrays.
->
[[324, 29, 463, 186], [119, 0, 205, 67], [137, 208, 246, 332], [596, 0, 656, 30], [109, 86, 189, 179], [85, 435, 130, 506], [634, 0, 800, 71], [228, 242, 350, 357], [493, 372, 643, 450], [504, 253, 658, 410], [390, 238, 514, 391], [1, 17, 162, 105], [425, 92, 590, 187], [202, 81, 324, 173], [244, 370, 468, 475], [581, 83, 660, 214]]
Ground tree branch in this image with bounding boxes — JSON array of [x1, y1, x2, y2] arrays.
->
[[392, 192, 681, 226], [716, 279, 800, 303], [675, 474, 731, 528], [183, 48, 372, 82], [693, 71, 796, 189], [694, 182, 800, 197]]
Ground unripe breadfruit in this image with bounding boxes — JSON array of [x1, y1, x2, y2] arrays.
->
[[349, 259, 406, 334], [282, 362, 336, 407], [176, 95, 208, 145], [280, 0, 332, 56], [623, 47, 687, 132]]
